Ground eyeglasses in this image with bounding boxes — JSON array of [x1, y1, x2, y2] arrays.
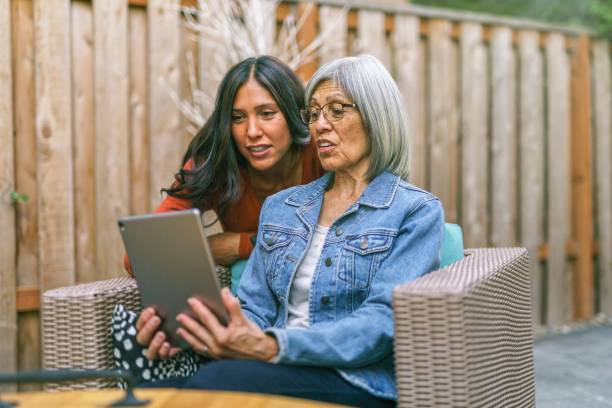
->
[[300, 102, 357, 124]]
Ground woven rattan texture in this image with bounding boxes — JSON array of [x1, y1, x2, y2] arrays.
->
[[42, 266, 230, 390], [393, 248, 535, 408]]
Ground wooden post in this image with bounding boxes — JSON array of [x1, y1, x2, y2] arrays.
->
[[546, 34, 572, 326], [295, 2, 319, 82], [570, 34, 593, 320], [358, 9, 390, 69], [459, 22, 488, 248], [394, 15, 426, 188], [490, 27, 517, 247], [592, 40, 612, 315], [94, 0, 130, 280], [72, 1, 96, 283], [13, 0, 41, 389], [428, 20, 459, 223], [319, 5, 347, 65], [0, 0, 18, 390], [518, 30, 545, 327], [129, 7, 150, 215], [34, 0, 75, 292], [148, 0, 182, 210]]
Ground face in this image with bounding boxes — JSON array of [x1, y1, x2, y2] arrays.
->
[[231, 78, 293, 172], [308, 81, 370, 176]]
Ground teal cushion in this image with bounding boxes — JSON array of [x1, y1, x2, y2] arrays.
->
[[230, 223, 464, 293], [230, 259, 249, 296], [440, 223, 464, 267]]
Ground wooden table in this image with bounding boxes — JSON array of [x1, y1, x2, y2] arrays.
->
[[2, 389, 345, 407]]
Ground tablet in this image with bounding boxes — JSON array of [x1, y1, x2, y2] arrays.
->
[[118, 209, 229, 348]]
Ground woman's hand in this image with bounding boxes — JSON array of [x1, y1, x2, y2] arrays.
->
[[208, 232, 241, 266], [176, 288, 279, 361], [135, 307, 182, 361]]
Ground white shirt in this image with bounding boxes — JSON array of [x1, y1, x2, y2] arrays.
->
[[286, 224, 329, 328]]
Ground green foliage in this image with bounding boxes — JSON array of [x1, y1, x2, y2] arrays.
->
[[412, 0, 612, 39], [11, 191, 29, 205]]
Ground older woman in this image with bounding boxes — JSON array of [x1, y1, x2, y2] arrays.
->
[[136, 55, 444, 407]]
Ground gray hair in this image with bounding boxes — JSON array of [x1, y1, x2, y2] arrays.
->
[[305, 54, 411, 181]]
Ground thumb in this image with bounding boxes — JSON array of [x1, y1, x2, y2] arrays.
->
[[222, 287, 244, 324]]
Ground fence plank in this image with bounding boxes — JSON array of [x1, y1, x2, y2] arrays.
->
[[357, 9, 390, 69], [129, 7, 150, 215], [428, 20, 459, 222], [519, 30, 545, 326], [0, 0, 17, 389], [490, 27, 517, 246], [296, 3, 319, 81], [34, 0, 75, 291], [546, 33, 572, 326], [319, 5, 347, 64], [197, 1, 227, 118], [570, 35, 594, 320], [592, 40, 612, 315], [72, 1, 96, 283], [94, 0, 130, 279], [460, 22, 488, 247], [394, 15, 426, 188], [149, 0, 182, 209], [12, 0, 41, 389]]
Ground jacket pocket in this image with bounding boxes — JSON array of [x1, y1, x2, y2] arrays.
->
[[339, 230, 396, 290], [260, 225, 294, 287]]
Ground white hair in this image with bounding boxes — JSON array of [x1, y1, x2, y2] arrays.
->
[[305, 54, 411, 181]]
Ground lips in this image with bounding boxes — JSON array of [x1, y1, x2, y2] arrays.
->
[[317, 139, 336, 154], [247, 145, 271, 156]]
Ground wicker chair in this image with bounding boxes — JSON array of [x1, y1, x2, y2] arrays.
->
[[42, 248, 535, 407]]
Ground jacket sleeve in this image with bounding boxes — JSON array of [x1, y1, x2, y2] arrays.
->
[[266, 198, 444, 368], [236, 199, 279, 329]]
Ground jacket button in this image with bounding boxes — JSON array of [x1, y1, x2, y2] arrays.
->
[[321, 296, 330, 305], [324, 257, 332, 267], [360, 237, 369, 250], [335, 228, 343, 236]]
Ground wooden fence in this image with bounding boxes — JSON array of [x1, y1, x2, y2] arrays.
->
[[0, 0, 610, 389]]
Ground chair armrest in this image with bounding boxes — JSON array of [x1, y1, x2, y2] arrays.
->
[[392, 248, 535, 408], [41, 266, 230, 390]]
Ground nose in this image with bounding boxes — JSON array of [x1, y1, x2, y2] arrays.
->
[[246, 116, 262, 139], [313, 110, 332, 133]]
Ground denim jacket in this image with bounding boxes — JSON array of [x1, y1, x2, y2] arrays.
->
[[238, 171, 444, 400]]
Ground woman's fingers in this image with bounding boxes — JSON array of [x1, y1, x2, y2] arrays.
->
[[176, 327, 210, 356], [221, 288, 244, 324], [136, 307, 156, 331], [187, 298, 226, 339], [177, 312, 217, 348], [144, 331, 166, 360], [135, 315, 162, 346]]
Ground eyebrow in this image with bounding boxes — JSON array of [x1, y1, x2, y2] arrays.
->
[[310, 92, 347, 104], [232, 103, 278, 112]]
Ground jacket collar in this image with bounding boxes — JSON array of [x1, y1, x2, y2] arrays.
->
[[285, 171, 400, 209]]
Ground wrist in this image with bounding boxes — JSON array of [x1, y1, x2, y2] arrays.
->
[[263, 333, 279, 361]]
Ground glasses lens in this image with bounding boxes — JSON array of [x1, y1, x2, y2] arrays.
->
[[326, 103, 344, 121], [301, 107, 319, 124]]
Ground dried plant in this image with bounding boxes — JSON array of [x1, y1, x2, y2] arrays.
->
[[164, 0, 346, 135]]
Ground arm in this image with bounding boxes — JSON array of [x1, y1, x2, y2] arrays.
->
[[267, 199, 444, 368]]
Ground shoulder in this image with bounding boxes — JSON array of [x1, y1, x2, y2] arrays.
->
[[262, 173, 329, 213], [394, 179, 442, 216]]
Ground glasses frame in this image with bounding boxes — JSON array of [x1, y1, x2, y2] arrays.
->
[[300, 102, 357, 125]]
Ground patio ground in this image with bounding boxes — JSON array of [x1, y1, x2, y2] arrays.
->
[[535, 323, 612, 407]]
